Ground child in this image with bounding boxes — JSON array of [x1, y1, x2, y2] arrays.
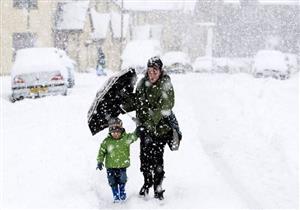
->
[[96, 117, 138, 202]]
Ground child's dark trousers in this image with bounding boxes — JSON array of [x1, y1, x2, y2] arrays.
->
[[107, 168, 127, 201]]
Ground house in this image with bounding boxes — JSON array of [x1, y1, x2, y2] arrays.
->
[[113, 0, 199, 56], [89, 3, 130, 71], [1, 0, 56, 75], [0, 0, 131, 75], [53, 0, 131, 71], [3, 0, 296, 75], [54, 0, 91, 72], [1, 0, 204, 75]]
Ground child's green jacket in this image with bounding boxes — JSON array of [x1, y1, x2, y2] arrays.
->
[[97, 132, 138, 169]]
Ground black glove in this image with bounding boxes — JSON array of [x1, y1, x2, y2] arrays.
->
[[135, 125, 146, 138], [96, 162, 103, 171]]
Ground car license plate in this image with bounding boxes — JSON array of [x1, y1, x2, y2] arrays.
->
[[30, 87, 48, 94]]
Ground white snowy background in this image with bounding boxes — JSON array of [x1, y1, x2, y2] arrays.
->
[[1, 70, 298, 209], [1, 0, 299, 209]]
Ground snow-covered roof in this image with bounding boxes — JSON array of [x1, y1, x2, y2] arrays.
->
[[90, 9, 110, 40], [11, 48, 69, 78], [55, 1, 89, 30], [121, 40, 162, 69], [111, 12, 130, 39], [113, 0, 197, 12], [162, 51, 191, 66]]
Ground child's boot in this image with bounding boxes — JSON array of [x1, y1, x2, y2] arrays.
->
[[119, 183, 127, 201], [111, 185, 120, 202]]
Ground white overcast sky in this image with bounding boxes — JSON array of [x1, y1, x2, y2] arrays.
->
[[224, 0, 299, 4]]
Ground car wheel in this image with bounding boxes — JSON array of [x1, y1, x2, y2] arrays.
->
[[62, 88, 68, 96], [68, 79, 75, 88], [254, 73, 262, 78], [280, 74, 287, 80], [11, 96, 24, 102], [10, 96, 16, 103]]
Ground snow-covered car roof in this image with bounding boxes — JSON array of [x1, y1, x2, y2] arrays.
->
[[162, 51, 191, 66], [253, 50, 288, 72], [11, 48, 70, 78], [121, 40, 162, 69], [193, 56, 213, 70]]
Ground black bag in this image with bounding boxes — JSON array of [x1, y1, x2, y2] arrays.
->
[[166, 112, 182, 151]]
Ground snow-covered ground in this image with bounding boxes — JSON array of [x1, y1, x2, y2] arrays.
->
[[1, 72, 299, 209]]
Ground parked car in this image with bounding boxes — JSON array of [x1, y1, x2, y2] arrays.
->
[[193, 56, 214, 73], [10, 48, 75, 102], [228, 57, 252, 73], [55, 49, 76, 88], [252, 50, 289, 79], [162, 51, 192, 74], [214, 57, 232, 73], [285, 53, 298, 75]]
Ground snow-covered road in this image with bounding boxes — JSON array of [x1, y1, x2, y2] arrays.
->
[[1, 72, 298, 209]]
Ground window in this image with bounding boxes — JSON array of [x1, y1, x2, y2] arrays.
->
[[54, 31, 68, 51], [12, 32, 37, 60], [150, 25, 162, 40], [13, 0, 37, 9], [132, 25, 162, 40], [54, 2, 65, 29]]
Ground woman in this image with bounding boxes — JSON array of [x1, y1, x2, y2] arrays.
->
[[122, 56, 175, 200]]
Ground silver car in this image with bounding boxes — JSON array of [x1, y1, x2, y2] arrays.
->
[[162, 51, 193, 74], [10, 48, 71, 102], [56, 49, 76, 88], [252, 50, 289, 79]]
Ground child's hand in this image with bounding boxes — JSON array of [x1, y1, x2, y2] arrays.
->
[[96, 162, 103, 171]]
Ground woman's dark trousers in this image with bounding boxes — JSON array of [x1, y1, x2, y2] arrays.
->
[[139, 134, 166, 197]]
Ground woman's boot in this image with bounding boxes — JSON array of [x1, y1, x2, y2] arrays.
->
[[139, 172, 153, 196]]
